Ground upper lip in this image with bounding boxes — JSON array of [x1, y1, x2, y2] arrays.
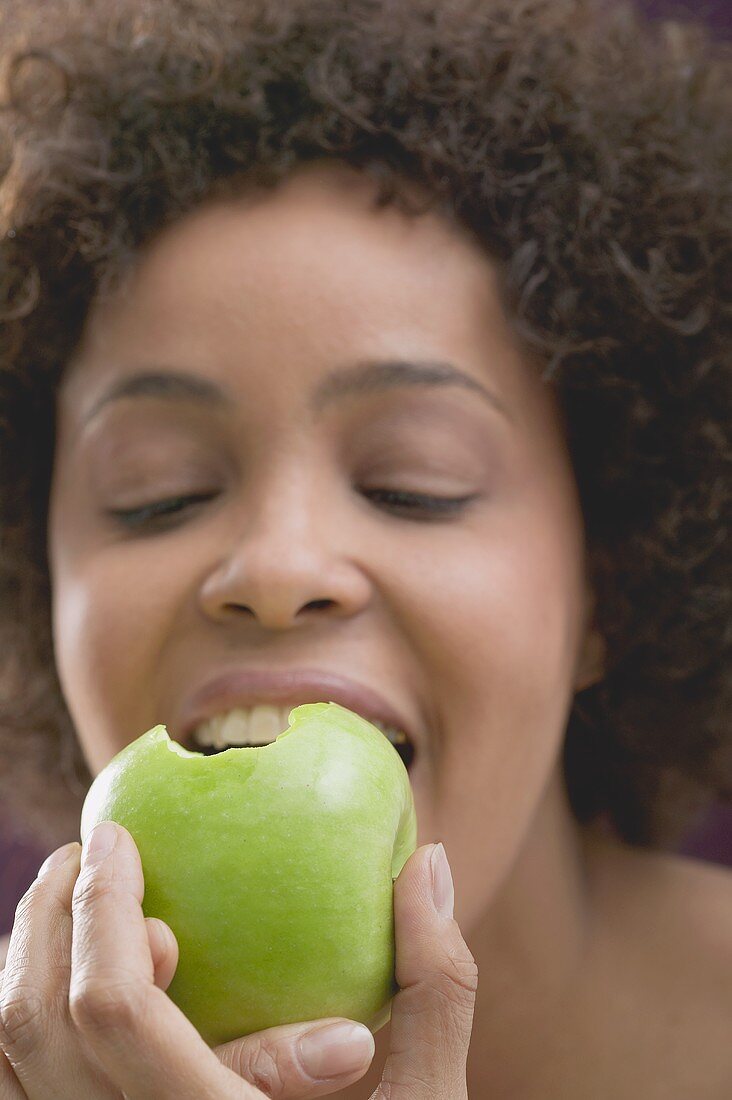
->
[[177, 667, 418, 747]]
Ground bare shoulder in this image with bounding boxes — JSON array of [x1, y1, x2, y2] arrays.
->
[[647, 850, 732, 991], [588, 834, 732, 1000], [658, 849, 732, 940], [580, 836, 732, 1096], [0, 932, 9, 970]]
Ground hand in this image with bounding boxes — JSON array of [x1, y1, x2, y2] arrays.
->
[[0, 824, 477, 1099]]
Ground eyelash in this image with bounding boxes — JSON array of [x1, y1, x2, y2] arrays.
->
[[107, 489, 476, 530]]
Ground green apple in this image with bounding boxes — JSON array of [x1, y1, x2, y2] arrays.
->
[[80, 701, 417, 1046]]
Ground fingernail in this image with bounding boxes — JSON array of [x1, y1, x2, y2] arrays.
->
[[83, 821, 118, 865], [430, 842, 454, 919], [38, 842, 80, 878], [298, 1022, 374, 1080]]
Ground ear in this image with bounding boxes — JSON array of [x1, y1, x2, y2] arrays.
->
[[574, 588, 606, 693]]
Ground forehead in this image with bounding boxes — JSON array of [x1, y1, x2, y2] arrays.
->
[[62, 159, 547, 428], [141, 158, 478, 265], [80, 160, 500, 333]]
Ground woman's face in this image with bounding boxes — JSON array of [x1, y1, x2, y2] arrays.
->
[[49, 161, 601, 932]]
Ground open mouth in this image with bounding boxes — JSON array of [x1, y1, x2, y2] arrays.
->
[[186, 705, 416, 772]]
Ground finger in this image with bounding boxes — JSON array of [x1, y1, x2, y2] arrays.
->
[[215, 1016, 375, 1099], [0, 842, 120, 1099], [0, 1048, 27, 1100], [69, 821, 265, 1099], [375, 843, 478, 1100], [145, 918, 179, 991]]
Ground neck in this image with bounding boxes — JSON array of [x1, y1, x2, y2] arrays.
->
[[465, 770, 598, 1095]]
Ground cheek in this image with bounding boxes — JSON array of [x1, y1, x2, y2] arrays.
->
[[409, 500, 585, 928], [50, 543, 181, 773]]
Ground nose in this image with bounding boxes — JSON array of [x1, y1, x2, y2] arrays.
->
[[196, 477, 372, 632]]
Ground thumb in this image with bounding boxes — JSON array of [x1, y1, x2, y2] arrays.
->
[[215, 1017, 375, 1098], [374, 843, 478, 1099]]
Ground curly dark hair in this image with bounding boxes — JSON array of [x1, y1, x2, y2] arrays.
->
[[0, 0, 729, 850]]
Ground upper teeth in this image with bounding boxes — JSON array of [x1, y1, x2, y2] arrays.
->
[[191, 705, 408, 749]]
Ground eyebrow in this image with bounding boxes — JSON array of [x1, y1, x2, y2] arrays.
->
[[81, 359, 512, 427]]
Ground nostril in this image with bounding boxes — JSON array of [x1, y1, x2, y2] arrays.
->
[[304, 599, 336, 611]]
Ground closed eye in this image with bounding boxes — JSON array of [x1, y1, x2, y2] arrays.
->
[[361, 488, 478, 517], [106, 493, 217, 529], [106, 488, 478, 531]]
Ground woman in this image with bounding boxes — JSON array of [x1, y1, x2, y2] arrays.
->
[[0, 0, 730, 1095]]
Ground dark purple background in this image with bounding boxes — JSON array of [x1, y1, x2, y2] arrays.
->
[[2, 0, 730, 937], [639, 0, 731, 34]]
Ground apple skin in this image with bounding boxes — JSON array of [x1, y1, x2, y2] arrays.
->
[[80, 701, 417, 1046]]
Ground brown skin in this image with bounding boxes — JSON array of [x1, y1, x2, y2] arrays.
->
[[3, 160, 728, 1096], [50, 160, 601, 932]]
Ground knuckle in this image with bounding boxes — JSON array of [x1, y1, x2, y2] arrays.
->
[[443, 943, 479, 999], [0, 988, 49, 1057], [13, 879, 47, 924], [224, 1038, 302, 1097], [69, 977, 147, 1035], [430, 953, 478, 1018], [227, 1041, 288, 1096], [71, 868, 114, 909]]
